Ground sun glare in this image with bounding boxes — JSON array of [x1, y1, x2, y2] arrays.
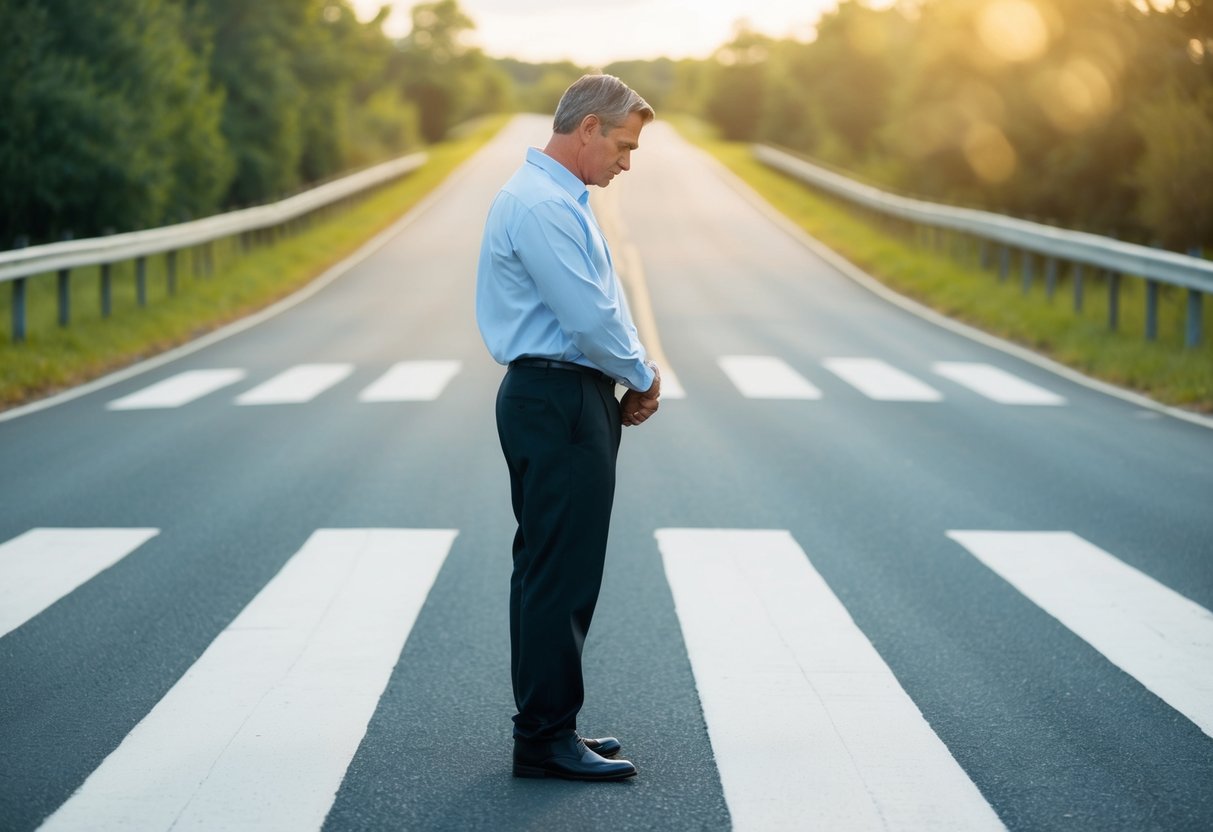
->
[[1036, 58, 1116, 133], [977, 0, 1050, 63], [963, 122, 1017, 183]]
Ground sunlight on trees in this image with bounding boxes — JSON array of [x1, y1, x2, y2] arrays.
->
[[3, 0, 1210, 252], [685, 0, 1213, 249]]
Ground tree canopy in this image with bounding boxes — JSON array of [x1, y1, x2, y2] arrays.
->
[[3, 0, 1209, 250], [0, 0, 505, 245], [687, 0, 1213, 249]]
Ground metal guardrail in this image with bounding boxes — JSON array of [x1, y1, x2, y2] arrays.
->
[[755, 144, 1210, 347], [3, 151, 427, 342]]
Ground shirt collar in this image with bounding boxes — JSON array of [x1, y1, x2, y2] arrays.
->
[[526, 147, 588, 205]]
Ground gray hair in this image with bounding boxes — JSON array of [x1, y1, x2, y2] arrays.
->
[[552, 74, 655, 134]]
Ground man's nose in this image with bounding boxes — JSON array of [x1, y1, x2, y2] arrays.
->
[[619, 150, 631, 171]]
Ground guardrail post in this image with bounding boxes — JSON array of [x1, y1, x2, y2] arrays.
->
[[1108, 271, 1121, 330], [8, 236, 27, 344], [101, 263, 112, 318], [136, 257, 147, 307], [998, 246, 1010, 282], [1145, 280, 1159, 341], [1073, 264, 1084, 311], [167, 250, 178, 295], [1187, 289, 1203, 347], [57, 231, 73, 327], [11, 277, 26, 343], [58, 268, 70, 326], [1045, 258, 1058, 300], [1021, 252, 1034, 295], [10, 237, 28, 343]]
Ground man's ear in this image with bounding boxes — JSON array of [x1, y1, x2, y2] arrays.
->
[[578, 114, 601, 143]]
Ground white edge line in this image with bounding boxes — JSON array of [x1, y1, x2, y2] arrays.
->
[[690, 142, 1213, 432], [0, 127, 500, 425]]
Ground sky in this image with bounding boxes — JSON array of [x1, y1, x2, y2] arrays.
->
[[348, 0, 849, 66]]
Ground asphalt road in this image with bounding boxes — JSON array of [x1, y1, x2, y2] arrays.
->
[[1, 115, 1210, 831]]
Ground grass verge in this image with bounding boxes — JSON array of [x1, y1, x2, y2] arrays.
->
[[0, 115, 510, 409], [671, 116, 1213, 413]]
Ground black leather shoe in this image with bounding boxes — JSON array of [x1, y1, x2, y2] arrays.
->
[[580, 736, 621, 759], [513, 736, 637, 781]]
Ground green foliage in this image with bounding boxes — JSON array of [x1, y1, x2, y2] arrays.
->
[[191, 0, 306, 206], [603, 58, 680, 112], [1, 0, 508, 245], [496, 59, 586, 115], [703, 27, 772, 141], [0, 0, 230, 243], [8, 0, 1209, 254], [392, 0, 509, 142], [1133, 85, 1213, 249], [662, 0, 1213, 250]]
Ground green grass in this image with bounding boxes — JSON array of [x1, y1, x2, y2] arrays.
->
[[0, 114, 510, 409], [671, 117, 1213, 412]]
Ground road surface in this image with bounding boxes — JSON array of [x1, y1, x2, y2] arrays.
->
[[1, 115, 1210, 831]]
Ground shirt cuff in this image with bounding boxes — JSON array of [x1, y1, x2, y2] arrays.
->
[[626, 360, 656, 393]]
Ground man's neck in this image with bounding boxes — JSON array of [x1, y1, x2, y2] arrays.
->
[[542, 133, 583, 185]]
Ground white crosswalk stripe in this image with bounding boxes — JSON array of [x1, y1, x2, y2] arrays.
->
[[948, 530, 1213, 739], [358, 360, 462, 402], [656, 366, 686, 399], [234, 363, 355, 405], [932, 362, 1065, 405], [0, 528, 159, 638], [99, 357, 1069, 411], [4, 523, 1206, 827], [717, 355, 822, 399], [823, 357, 943, 401], [38, 528, 456, 832], [107, 369, 247, 410], [655, 528, 1004, 831]]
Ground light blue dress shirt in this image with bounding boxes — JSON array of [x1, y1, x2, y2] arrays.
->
[[476, 147, 655, 393]]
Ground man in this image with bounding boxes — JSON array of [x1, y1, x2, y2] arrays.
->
[[475, 75, 660, 782]]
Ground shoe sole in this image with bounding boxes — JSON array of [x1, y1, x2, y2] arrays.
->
[[512, 763, 637, 781]]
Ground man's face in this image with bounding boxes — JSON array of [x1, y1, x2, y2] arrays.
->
[[577, 111, 645, 188]]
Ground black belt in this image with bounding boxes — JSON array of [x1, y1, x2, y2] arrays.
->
[[509, 357, 613, 384]]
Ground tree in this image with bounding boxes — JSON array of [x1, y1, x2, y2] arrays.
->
[[394, 0, 478, 142], [704, 26, 772, 141], [0, 0, 229, 243], [189, 0, 308, 206], [1133, 86, 1213, 249]]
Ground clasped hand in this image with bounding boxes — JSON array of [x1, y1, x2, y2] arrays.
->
[[621, 362, 660, 427]]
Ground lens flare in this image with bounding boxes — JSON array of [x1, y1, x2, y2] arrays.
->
[[978, 0, 1050, 62], [963, 122, 1017, 182]]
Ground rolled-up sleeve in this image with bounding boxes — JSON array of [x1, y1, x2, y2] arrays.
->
[[511, 201, 655, 392]]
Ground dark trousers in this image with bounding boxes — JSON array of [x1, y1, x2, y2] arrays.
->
[[495, 364, 622, 742]]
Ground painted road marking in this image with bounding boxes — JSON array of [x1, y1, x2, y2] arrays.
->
[[234, 363, 355, 406], [358, 361, 462, 402], [717, 355, 822, 399], [656, 366, 686, 399], [948, 530, 1213, 739], [0, 528, 160, 639], [932, 362, 1065, 405], [39, 528, 456, 832], [822, 357, 943, 401], [106, 369, 247, 410], [656, 528, 1004, 831]]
